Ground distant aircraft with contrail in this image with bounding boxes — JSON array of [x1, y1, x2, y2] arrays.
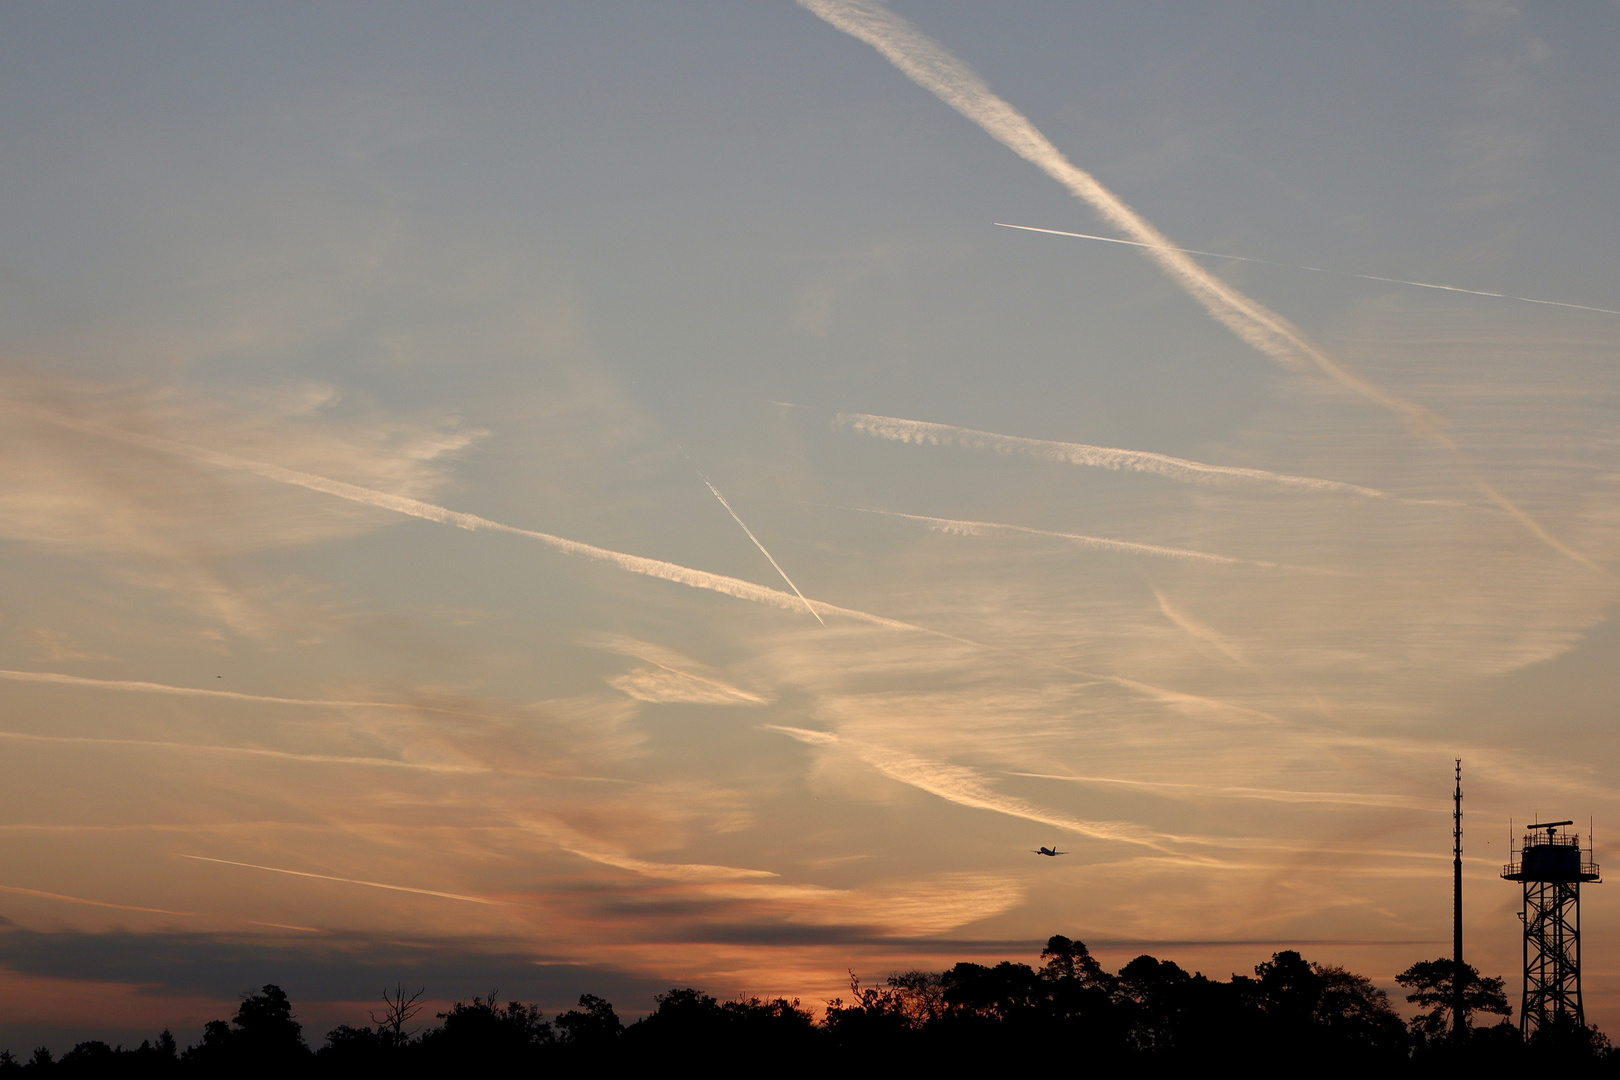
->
[[996, 222, 1620, 318]]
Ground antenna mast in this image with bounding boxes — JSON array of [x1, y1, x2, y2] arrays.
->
[[1454, 759, 1464, 1036]]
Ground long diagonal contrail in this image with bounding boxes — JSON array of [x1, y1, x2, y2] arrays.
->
[[996, 222, 1620, 318], [177, 854, 498, 905], [836, 412, 1394, 498], [701, 475, 824, 624], [795, 0, 1597, 571], [0, 668, 503, 720], [0, 729, 491, 774], [796, 0, 1435, 428], [838, 505, 1306, 570]]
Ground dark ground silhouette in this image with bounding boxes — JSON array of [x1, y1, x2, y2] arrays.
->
[[2, 938, 1614, 1075]]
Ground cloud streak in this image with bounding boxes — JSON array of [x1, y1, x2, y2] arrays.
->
[[560, 848, 780, 882], [763, 725, 1183, 854], [836, 412, 1392, 498], [610, 663, 770, 705], [1153, 587, 1253, 666]]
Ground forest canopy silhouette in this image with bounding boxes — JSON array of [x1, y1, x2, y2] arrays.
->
[[1, 938, 1611, 1074]]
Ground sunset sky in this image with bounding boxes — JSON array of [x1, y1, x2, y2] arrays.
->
[[3, 0, 1619, 1050]]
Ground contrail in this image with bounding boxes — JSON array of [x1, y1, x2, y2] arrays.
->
[[797, 0, 1596, 569], [16, 407, 1302, 728], [0, 729, 491, 774], [0, 883, 191, 917], [177, 854, 499, 905], [836, 412, 1391, 498], [796, 0, 1437, 429], [996, 222, 1620, 318], [701, 474, 824, 624], [1153, 587, 1253, 666], [1007, 771, 1439, 812], [9, 402, 943, 636], [19, 403, 1221, 673], [0, 668, 502, 720], [840, 505, 1297, 570], [0, 882, 320, 932]]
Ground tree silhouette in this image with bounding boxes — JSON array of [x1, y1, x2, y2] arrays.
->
[[884, 971, 947, 1027], [941, 961, 1042, 1023], [1312, 964, 1407, 1058], [7, 938, 1620, 1070], [555, 993, 623, 1049], [416, 993, 553, 1071], [179, 984, 310, 1075], [370, 983, 426, 1050], [1039, 934, 1110, 989], [1395, 958, 1510, 1038]]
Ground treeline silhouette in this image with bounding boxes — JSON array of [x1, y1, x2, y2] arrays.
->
[[3, 937, 1614, 1075]]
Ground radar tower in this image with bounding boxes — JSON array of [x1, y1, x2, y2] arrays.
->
[[1502, 818, 1601, 1036]]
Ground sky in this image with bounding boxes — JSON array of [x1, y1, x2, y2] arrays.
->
[[2, 0, 1619, 1051]]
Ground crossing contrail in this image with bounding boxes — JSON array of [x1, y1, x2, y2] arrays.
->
[[796, 0, 1597, 570], [996, 222, 1620, 318], [15, 402, 1303, 733], [701, 474, 824, 624], [836, 412, 1392, 498], [795, 0, 1437, 430], [9, 401, 942, 634]]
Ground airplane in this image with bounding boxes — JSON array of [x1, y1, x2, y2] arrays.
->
[[1032, 845, 1066, 857]]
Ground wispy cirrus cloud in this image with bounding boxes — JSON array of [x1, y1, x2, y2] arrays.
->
[[763, 724, 1178, 853]]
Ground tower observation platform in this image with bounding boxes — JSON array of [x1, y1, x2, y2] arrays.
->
[[1502, 821, 1600, 1035]]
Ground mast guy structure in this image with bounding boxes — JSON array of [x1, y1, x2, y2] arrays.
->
[[1453, 760, 1463, 1036]]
